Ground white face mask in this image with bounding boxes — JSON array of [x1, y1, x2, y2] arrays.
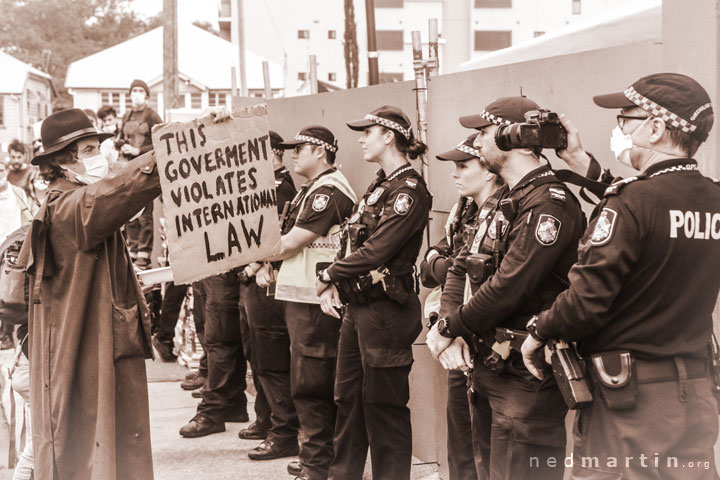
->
[[63, 153, 109, 185], [609, 117, 650, 167], [131, 92, 147, 107]]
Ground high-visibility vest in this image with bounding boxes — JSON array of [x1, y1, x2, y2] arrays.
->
[[275, 170, 357, 304]]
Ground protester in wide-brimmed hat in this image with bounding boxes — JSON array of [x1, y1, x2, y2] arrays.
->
[[22, 107, 161, 480]]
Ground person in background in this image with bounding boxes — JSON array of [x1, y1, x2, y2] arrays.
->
[[6, 140, 44, 208], [119, 79, 162, 269], [97, 105, 120, 166]]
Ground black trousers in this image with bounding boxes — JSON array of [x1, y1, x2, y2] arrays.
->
[[126, 200, 154, 260], [157, 282, 187, 343], [328, 296, 422, 480], [239, 284, 271, 431], [195, 273, 247, 423], [286, 301, 342, 480], [471, 360, 567, 480], [191, 281, 208, 377], [243, 283, 298, 444], [447, 369, 481, 480]]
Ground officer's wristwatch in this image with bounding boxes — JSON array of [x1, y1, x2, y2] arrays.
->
[[526, 315, 545, 342], [436, 317, 454, 338], [317, 269, 331, 284]]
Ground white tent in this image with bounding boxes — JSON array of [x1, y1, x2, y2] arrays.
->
[[460, 0, 661, 71], [65, 24, 283, 92]]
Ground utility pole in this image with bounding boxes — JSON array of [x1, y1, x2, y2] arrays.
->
[[262, 61, 272, 99], [232, 0, 248, 96], [162, 0, 179, 119], [365, 0, 379, 85]]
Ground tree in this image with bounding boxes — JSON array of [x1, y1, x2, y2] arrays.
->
[[0, 0, 159, 107], [343, 0, 359, 89]]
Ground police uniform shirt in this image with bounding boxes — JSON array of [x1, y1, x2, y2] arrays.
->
[[536, 158, 720, 360], [444, 164, 585, 336], [286, 169, 355, 236], [327, 164, 431, 280], [274, 166, 297, 215]]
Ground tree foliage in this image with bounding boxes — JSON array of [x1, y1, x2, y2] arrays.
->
[[343, 0, 359, 89], [0, 0, 160, 107]]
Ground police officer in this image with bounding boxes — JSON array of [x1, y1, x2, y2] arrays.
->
[[422, 134, 503, 480], [236, 130, 296, 443], [256, 125, 356, 479], [521, 73, 720, 479], [316, 106, 432, 480], [426, 96, 585, 480]]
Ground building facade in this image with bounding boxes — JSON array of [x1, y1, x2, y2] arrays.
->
[[217, 0, 629, 96], [0, 51, 54, 146]]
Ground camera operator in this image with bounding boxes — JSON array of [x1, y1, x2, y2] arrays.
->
[[521, 73, 720, 479], [426, 96, 585, 480]]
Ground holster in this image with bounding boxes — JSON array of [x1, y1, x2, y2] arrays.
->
[[549, 340, 593, 410], [382, 274, 412, 304], [466, 253, 495, 285], [348, 223, 368, 251], [589, 350, 637, 410]]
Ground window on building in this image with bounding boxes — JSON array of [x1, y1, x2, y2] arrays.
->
[[328, 72, 337, 82], [572, 0, 581, 14], [219, 0, 231, 17], [379, 72, 404, 83], [298, 72, 307, 81], [125, 94, 133, 111], [208, 92, 227, 107], [377, 30, 404, 51], [102, 92, 121, 109], [298, 30, 310, 39], [474, 0, 512, 7], [534, 31, 545, 37], [328, 30, 337, 39], [376, 0, 403, 7], [474, 30, 512, 51], [190, 92, 202, 109]]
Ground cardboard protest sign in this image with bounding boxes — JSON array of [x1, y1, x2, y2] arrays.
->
[[152, 104, 281, 284]]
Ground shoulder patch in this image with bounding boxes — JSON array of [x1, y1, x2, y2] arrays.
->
[[367, 187, 385, 205], [487, 211, 507, 240], [535, 214, 561, 246], [312, 193, 329, 212], [604, 176, 639, 196], [393, 193, 414, 215], [590, 208, 617, 246]]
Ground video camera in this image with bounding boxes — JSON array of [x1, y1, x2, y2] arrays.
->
[[495, 109, 568, 151]]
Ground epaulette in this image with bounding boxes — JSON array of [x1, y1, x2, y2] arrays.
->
[[709, 177, 720, 187], [404, 178, 418, 189], [548, 186, 566, 205], [603, 176, 640, 196]]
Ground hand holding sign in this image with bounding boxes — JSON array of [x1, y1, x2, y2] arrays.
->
[[152, 104, 282, 284]]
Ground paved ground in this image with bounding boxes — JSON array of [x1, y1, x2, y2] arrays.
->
[[0, 352, 439, 480]]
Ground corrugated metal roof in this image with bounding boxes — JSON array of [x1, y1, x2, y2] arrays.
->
[[460, 0, 661, 71], [0, 50, 53, 94], [65, 24, 283, 91]]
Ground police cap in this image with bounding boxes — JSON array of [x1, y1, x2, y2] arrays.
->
[[435, 134, 481, 162], [459, 96, 541, 130]]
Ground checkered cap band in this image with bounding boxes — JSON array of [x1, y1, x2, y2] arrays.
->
[[364, 114, 411, 139], [295, 134, 338, 153], [480, 110, 512, 126], [624, 86, 704, 136], [456, 144, 481, 158], [272, 148, 283, 157]]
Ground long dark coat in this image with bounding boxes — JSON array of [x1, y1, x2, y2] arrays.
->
[[20, 152, 160, 479]]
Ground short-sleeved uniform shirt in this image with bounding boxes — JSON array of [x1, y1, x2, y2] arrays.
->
[[284, 169, 355, 236]]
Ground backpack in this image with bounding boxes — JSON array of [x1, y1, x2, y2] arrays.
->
[[0, 225, 30, 325]]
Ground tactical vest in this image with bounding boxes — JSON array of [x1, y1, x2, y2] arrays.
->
[[424, 199, 465, 319], [275, 170, 357, 304]]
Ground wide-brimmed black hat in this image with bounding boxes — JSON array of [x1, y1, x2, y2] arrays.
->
[[279, 125, 338, 153], [436, 134, 481, 161], [459, 96, 541, 130], [593, 73, 713, 141], [346, 105, 413, 139], [32, 109, 113, 165]]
